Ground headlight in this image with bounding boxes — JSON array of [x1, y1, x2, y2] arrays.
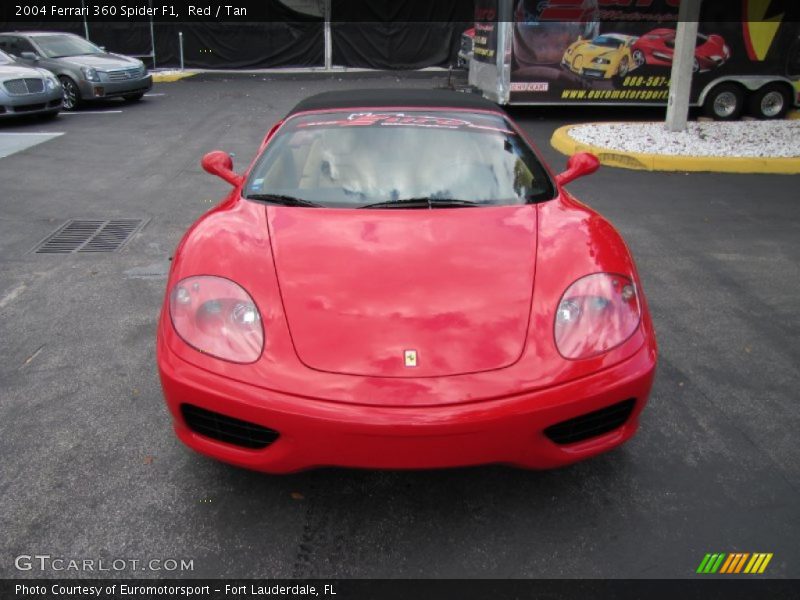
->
[[44, 77, 57, 90], [554, 273, 641, 360], [592, 57, 611, 65], [81, 66, 100, 82], [169, 275, 264, 363]]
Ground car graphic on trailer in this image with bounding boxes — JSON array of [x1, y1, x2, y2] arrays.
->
[[631, 28, 731, 72], [562, 34, 638, 79]]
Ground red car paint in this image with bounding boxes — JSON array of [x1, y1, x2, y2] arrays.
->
[[157, 97, 657, 473], [632, 28, 730, 72]]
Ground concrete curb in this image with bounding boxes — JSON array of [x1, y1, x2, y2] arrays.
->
[[550, 123, 800, 174], [151, 71, 197, 82]]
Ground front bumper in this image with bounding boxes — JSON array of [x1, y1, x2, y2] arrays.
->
[[158, 340, 656, 473], [0, 88, 62, 117], [78, 74, 152, 100], [582, 65, 612, 79]]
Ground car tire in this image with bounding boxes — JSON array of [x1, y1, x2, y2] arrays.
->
[[58, 76, 81, 110], [617, 57, 630, 78], [704, 83, 744, 120], [123, 92, 145, 102], [748, 83, 791, 120]]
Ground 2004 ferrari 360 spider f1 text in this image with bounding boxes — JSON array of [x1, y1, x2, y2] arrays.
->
[[157, 89, 657, 473]]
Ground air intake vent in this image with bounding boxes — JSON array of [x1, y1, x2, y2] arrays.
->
[[33, 219, 148, 254], [544, 399, 636, 445], [181, 404, 279, 450]]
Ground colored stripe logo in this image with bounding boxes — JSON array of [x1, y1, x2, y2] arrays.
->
[[697, 553, 773, 574]]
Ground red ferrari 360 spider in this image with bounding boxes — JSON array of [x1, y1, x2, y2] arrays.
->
[[157, 89, 657, 473], [632, 28, 731, 72]]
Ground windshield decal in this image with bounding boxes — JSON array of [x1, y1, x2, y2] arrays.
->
[[297, 112, 515, 134]]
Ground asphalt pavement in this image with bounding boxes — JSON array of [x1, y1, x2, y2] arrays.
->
[[1, 73, 798, 579]]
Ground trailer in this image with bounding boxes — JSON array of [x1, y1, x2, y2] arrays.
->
[[467, 0, 800, 119]]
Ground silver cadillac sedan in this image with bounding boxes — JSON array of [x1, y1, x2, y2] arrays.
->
[[0, 32, 152, 110], [0, 49, 62, 119]]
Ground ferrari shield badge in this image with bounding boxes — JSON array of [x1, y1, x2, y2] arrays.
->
[[404, 350, 418, 367]]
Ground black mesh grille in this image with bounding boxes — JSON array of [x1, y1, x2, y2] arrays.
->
[[4, 78, 44, 95], [544, 399, 636, 445], [181, 404, 279, 450]]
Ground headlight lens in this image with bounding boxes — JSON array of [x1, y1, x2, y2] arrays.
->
[[169, 275, 264, 363], [592, 57, 611, 64], [81, 66, 100, 82], [554, 273, 641, 360], [44, 77, 57, 90]]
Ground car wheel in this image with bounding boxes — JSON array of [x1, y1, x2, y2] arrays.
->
[[704, 83, 744, 120], [58, 76, 81, 110], [632, 49, 645, 67], [618, 57, 630, 78], [748, 83, 791, 119], [123, 92, 145, 102]]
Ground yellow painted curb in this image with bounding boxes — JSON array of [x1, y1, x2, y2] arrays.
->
[[151, 71, 196, 83], [551, 124, 800, 174]]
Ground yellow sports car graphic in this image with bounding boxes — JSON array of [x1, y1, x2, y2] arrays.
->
[[562, 34, 638, 79]]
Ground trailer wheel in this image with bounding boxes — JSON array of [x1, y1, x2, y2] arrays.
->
[[748, 83, 791, 119], [704, 83, 744, 120]]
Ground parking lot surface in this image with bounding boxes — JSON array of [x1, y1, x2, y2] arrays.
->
[[1, 75, 798, 578]]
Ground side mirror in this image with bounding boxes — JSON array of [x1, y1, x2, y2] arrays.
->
[[201, 151, 244, 187], [20, 51, 39, 61], [555, 152, 600, 186]]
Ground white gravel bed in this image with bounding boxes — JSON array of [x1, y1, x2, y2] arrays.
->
[[567, 121, 800, 158]]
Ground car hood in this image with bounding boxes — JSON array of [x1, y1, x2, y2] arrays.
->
[[60, 54, 138, 69], [267, 205, 538, 378], [0, 65, 40, 79], [579, 44, 618, 59]]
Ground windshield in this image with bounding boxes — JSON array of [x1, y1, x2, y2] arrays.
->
[[35, 35, 103, 58], [245, 110, 554, 208], [0, 50, 13, 65], [591, 36, 623, 48]]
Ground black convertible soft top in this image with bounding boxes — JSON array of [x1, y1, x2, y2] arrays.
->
[[287, 88, 503, 117]]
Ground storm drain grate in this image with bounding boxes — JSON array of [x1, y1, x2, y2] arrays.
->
[[33, 219, 149, 254]]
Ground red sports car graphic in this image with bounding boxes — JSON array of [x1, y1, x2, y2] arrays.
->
[[156, 89, 657, 473], [632, 28, 731, 72]]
